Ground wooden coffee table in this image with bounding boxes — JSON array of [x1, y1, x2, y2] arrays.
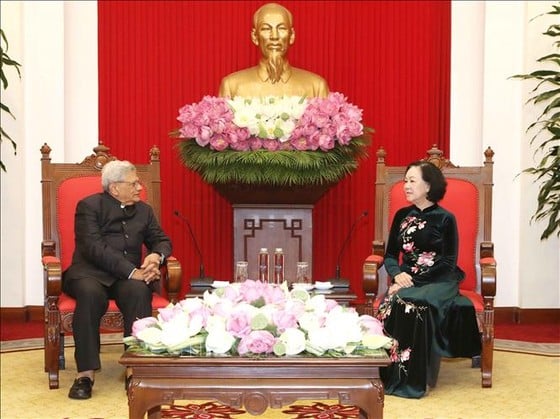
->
[[119, 351, 391, 418]]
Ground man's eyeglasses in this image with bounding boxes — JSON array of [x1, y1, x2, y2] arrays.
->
[[116, 180, 142, 188]]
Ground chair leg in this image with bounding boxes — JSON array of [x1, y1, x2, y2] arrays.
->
[[44, 297, 62, 389], [481, 306, 494, 388], [44, 305, 61, 389]]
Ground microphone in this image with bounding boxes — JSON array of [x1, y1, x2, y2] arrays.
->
[[173, 210, 213, 286], [328, 210, 368, 288]]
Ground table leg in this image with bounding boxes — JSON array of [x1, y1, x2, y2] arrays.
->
[[348, 378, 385, 419]]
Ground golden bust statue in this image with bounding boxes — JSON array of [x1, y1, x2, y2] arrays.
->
[[219, 3, 329, 98]]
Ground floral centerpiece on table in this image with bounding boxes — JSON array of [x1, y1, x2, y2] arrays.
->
[[124, 280, 397, 359], [170, 93, 372, 187]]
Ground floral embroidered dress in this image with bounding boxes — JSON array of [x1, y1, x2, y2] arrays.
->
[[378, 204, 481, 398]]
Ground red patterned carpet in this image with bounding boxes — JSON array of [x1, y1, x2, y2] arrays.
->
[[160, 401, 360, 418]]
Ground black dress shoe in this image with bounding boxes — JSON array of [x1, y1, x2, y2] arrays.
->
[[68, 377, 93, 400]]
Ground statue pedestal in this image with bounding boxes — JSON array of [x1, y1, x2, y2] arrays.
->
[[233, 204, 313, 283], [213, 183, 335, 283]]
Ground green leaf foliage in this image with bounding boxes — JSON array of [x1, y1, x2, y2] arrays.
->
[[512, 3, 560, 240], [175, 135, 370, 187], [1, 28, 22, 172]]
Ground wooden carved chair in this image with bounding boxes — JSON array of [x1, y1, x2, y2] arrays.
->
[[360, 145, 496, 388], [41, 142, 182, 389]]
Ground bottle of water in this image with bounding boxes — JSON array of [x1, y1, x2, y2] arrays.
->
[[273, 248, 284, 284], [258, 248, 269, 283]]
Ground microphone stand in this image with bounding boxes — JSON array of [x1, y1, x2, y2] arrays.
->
[[327, 210, 368, 288], [173, 210, 213, 286]]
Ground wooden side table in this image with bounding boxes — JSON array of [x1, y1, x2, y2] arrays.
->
[[120, 352, 391, 418]]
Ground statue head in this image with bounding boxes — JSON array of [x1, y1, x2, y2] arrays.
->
[[251, 3, 295, 83]]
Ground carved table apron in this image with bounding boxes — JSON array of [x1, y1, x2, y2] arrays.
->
[[119, 352, 391, 418]]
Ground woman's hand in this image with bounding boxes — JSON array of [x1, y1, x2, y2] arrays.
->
[[394, 272, 414, 288]]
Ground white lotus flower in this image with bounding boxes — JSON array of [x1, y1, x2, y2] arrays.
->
[[278, 328, 306, 355], [160, 311, 203, 348], [136, 326, 163, 346], [362, 334, 394, 350], [306, 294, 328, 315], [298, 311, 323, 332], [206, 329, 236, 354]]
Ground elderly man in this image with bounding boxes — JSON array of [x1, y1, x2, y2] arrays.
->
[[219, 2, 329, 98], [62, 160, 172, 400]]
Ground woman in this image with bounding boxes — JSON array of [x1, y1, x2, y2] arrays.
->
[[378, 160, 481, 398]]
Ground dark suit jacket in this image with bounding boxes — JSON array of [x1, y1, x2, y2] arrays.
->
[[63, 192, 172, 287]]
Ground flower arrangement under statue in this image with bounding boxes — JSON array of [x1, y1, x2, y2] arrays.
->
[[170, 92, 371, 189], [124, 280, 401, 360]]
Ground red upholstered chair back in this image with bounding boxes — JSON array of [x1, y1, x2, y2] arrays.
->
[[41, 143, 161, 268], [363, 145, 497, 389], [41, 143, 183, 391], [388, 179, 479, 292], [374, 145, 495, 295]]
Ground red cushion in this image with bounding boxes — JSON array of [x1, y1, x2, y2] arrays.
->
[[57, 177, 103, 271], [459, 289, 484, 313], [388, 178, 479, 292], [58, 292, 170, 314], [365, 254, 384, 264]]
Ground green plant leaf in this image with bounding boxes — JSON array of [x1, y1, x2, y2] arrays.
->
[[512, 3, 560, 240], [175, 136, 370, 187]]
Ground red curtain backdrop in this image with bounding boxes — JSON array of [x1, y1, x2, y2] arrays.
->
[[98, 0, 451, 298]]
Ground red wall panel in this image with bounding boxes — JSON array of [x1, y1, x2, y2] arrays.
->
[[98, 0, 451, 298]]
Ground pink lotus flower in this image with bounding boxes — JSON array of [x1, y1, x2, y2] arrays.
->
[[174, 93, 364, 151], [131, 316, 158, 337], [126, 281, 398, 361], [237, 330, 276, 355]]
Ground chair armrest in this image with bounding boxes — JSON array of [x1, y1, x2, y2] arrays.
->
[[162, 256, 182, 303], [42, 255, 62, 297], [363, 254, 383, 298], [479, 241, 496, 298], [362, 240, 385, 300], [42, 240, 57, 257]]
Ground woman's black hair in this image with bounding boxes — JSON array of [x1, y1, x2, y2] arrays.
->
[[405, 160, 447, 203]]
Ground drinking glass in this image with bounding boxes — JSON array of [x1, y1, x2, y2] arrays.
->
[[235, 261, 249, 283], [295, 261, 310, 284]]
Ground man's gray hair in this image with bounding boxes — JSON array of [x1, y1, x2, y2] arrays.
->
[[101, 160, 136, 192]]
